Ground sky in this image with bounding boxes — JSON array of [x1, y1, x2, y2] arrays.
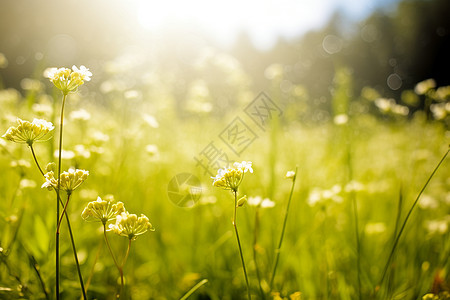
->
[[133, 0, 401, 49]]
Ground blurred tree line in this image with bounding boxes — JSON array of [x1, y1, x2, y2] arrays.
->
[[230, 0, 450, 104], [0, 0, 449, 117]]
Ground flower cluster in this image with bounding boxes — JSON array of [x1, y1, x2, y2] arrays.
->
[[82, 197, 155, 240], [42, 168, 89, 193], [414, 78, 436, 95], [110, 211, 155, 240], [44, 65, 92, 94], [2, 118, 54, 145], [374, 98, 409, 116], [81, 196, 125, 225], [212, 161, 253, 192], [285, 170, 296, 180], [430, 102, 450, 120]]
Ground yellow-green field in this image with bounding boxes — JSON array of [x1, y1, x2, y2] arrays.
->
[[0, 61, 449, 300]]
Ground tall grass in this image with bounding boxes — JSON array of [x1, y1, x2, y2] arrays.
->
[[0, 65, 449, 299]]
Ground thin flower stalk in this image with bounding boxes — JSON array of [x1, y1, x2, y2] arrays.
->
[[270, 167, 298, 291], [96, 210, 154, 298], [119, 239, 132, 297], [233, 190, 251, 300], [212, 161, 253, 299], [55, 93, 67, 299], [46, 65, 91, 298], [103, 224, 122, 296], [64, 207, 87, 300], [57, 194, 71, 234], [28, 141, 87, 299], [30, 145, 44, 176]]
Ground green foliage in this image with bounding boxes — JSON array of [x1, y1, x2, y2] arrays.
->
[[0, 60, 449, 299]]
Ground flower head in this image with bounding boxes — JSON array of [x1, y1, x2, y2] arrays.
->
[[2, 118, 54, 145], [44, 65, 92, 94], [110, 211, 155, 240], [212, 161, 253, 192], [81, 196, 125, 225], [414, 78, 436, 95], [285, 170, 296, 179], [42, 168, 89, 193]]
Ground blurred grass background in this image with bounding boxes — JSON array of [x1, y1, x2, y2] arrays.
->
[[0, 0, 450, 299]]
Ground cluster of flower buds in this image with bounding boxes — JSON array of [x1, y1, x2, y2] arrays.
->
[[2, 118, 54, 145]]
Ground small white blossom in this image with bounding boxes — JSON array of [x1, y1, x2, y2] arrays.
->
[[333, 114, 348, 125], [54, 149, 76, 160], [285, 170, 296, 179], [414, 78, 436, 95], [142, 114, 159, 128], [70, 109, 91, 121]]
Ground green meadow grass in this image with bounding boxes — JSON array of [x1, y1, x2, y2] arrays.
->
[[0, 70, 449, 300]]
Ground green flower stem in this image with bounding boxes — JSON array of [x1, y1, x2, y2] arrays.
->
[[103, 224, 128, 298], [378, 148, 449, 292], [119, 239, 132, 297], [253, 208, 265, 299], [29, 144, 86, 299], [55, 92, 67, 300], [30, 144, 45, 176], [270, 166, 298, 291], [233, 190, 251, 300], [57, 193, 71, 234], [103, 224, 121, 270], [63, 207, 87, 300]]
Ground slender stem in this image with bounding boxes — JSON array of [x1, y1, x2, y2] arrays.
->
[[233, 190, 251, 300], [55, 93, 67, 300], [57, 193, 71, 233], [30, 144, 45, 176], [63, 209, 87, 300], [253, 208, 266, 299], [378, 148, 449, 291], [30, 142, 85, 298], [31, 144, 71, 234], [122, 239, 132, 269], [103, 224, 123, 298], [103, 224, 121, 270], [270, 166, 298, 291], [179, 279, 208, 300], [118, 239, 132, 299]]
